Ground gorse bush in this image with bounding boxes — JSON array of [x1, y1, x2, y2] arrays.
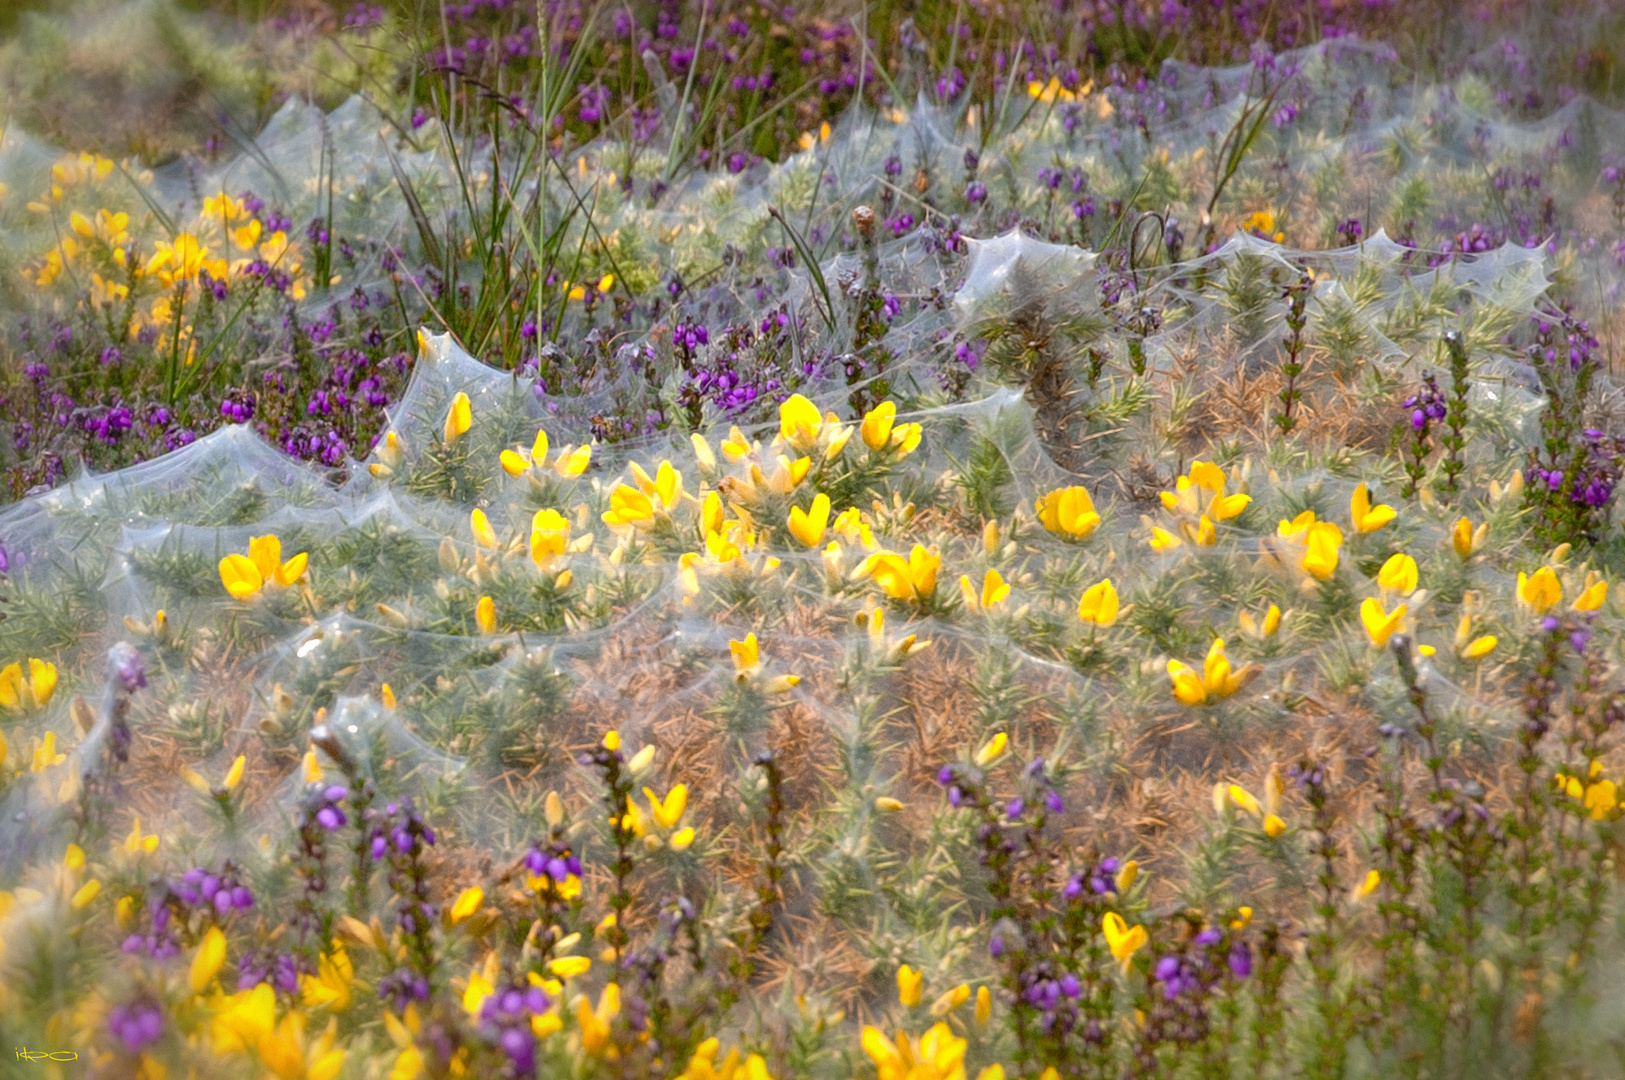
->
[[4, 2, 1625, 1079]]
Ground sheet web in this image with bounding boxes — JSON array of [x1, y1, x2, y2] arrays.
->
[[0, 30, 1619, 1044]]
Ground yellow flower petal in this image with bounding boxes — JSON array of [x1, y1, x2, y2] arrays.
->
[[1077, 579, 1120, 627], [449, 886, 484, 925], [219, 553, 264, 600], [191, 926, 227, 991], [443, 392, 472, 444]]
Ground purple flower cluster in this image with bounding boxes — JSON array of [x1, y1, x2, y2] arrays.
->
[[477, 982, 554, 1077], [123, 903, 182, 960], [371, 798, 438, 979], [372, 800, 436, 862], [577, 84, 611, 124], [174, 864, 257, 915], [1152, 928, 1241, 1000], [377, 967, 432, 1012], [672, 321, 709, 356], [1527, 429, 1622, 510], [237, 949, 311, 994], [113, 644, 147, 694], [524, 839, 583, 885], [1139, 926, 1250, 1048], [220, 391, 256, 424], [1403, 373, 1447, 432], [1064, 856, 1123, 900], [309, 784, 350, 831], [108, 999, 164, 1054], [1018, 958, 1084, 1036]]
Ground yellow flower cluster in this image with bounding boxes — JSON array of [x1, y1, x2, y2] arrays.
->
[[219, 535, 308, 599], [1167, 639, 1258, 706]]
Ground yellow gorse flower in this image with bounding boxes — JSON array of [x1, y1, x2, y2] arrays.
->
[[213, 982, 346, 1080], [182, 753, 246, 798], [631, 460, 685, 505], [859, 400, 922, 456], [960, 568, 1011, 611], [603, 485, 655, 527], [529, 509, 571, 569], [1517, 566, 1562, 614], [1077, 579, 1120, 627], [1102, 911, 1148, 973], [219, 535, 308, 599], [854, 545, 940, 602], [1036, 486, 1101, 540], [448, 887, 484, 926], [301, 946, 355, 1012], [728, 633, 799, 694], [676, 1040, 774, 1080], [144, 232, 227, 286], [1160, 460, 1251, 523], [730, 633, 761, 673], [203, 192, 250, 222], [897, 964, 924, 1007], [1026, 75, 1077, 103], [500, 428, 592, 479], [124, 816, 159, 855], [577, 982, 621, 1055], [192, 925, 228, 992], [1148, 522, 1182, 551], [1238, 604, 1281, 639], [70, 207, 130, 246], [1350, 483, 1396, 533], [861, 1021, 967, 1080], [71, 878, 101, 909], [1277, 511, 1343, 580], [1243, 209, 1285, 243], [443, 392, 472, 445], [1573, 573, 1608, 613], [0, 658, 57, 711], [1377, 553, 1418, 596], [930, 984, 971, 1017], [1167, 639, 1257, 705], [777, 394, 825, 452], [645, 784, 688, 829], [788, 493, 832, 547], [557, 273, 615, 300], [30, 730, 66, 771], [1360, 598, 1407, 647], [1182, 515, 1218, 546], [1561, 761, 1619, 821], [1452, 516, 1488, 559], [603, 461, 685, 527], [470, 508, 499, 549]]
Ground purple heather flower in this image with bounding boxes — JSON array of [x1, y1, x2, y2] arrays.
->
[[108, 1000, 164, 1054], [112, 645, 147, 693]]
